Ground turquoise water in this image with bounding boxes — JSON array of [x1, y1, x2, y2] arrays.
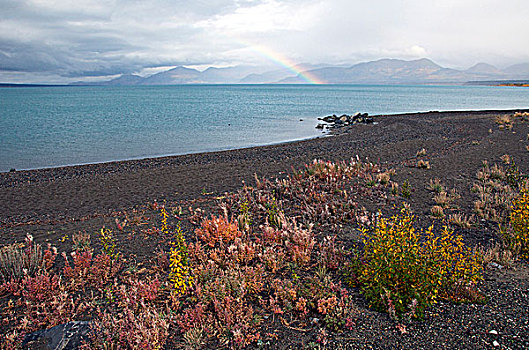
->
[[1, 84, 528, 172]]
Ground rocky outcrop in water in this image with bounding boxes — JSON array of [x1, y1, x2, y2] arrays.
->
[[317, 113, 375, 130]]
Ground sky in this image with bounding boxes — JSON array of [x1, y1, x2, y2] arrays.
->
[[1, 0, 528, 83]]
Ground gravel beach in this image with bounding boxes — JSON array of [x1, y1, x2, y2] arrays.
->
[[1, 109, 529, 349]]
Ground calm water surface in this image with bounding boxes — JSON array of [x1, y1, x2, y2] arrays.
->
[[1, 84, 528, 172]]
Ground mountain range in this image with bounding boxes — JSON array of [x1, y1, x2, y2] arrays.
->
[[72, 58, 529, 85]]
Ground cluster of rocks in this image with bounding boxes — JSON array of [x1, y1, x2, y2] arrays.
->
[[316, 112, 374, 129]]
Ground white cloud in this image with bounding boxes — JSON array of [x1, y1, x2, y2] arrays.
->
[[1, 0, 529, 82], [197, 0, 324, 33]]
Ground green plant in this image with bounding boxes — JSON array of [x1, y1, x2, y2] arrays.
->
[[427, 178, 444, 193], [237, 200, 252, 232], [359, 210, 483, 318], [400, 180, 412, 198], [266, 197, 282, 228], [0, 235, 56, 283], [72, 232, 91, 252]]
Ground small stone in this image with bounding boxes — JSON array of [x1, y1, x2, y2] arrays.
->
[[489, 262, 503, 270], [489, 330, 498, 335], [493, 340, 500, 347]]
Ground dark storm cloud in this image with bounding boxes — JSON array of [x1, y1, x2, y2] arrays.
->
[[1, 0, 528, 83]]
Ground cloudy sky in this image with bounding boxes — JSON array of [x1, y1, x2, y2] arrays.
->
[[1, 0, 528, 83]]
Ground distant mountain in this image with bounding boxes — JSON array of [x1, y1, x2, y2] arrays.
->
[[107, 74, 144, 86], [281, 58, 500, 84], [69, 58, 529, 85], [240, 68, 295, 84], [465, 63, 502, 75], [200, 66, 262, 83], [140, 66, 202, 85], [239, 63, 334, 84], [503, 63, 529, 76]]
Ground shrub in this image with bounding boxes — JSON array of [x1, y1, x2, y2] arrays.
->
[[99, 228, 120, 261], [430, 205, 445, 218], [505, 184, 529, 259], [359, 210, 483, 318], [165, 212, 193, 296], [400, 180, 412, 198], [196, 215, 241, 247], [91, 303, 171, 350], [472, 160, 519, 222]]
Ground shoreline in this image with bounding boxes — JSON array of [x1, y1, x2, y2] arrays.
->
[[2, 108, 529, 348], [1, 108, 526, 176], [1, 108, 529, 227]]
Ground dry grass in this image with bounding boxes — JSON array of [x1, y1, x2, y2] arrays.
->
[[430, 205, 445, 218], [427, 178, 444, 193], [495, 114, 513, 129], [476, 243, 514, 268], [448, 213, 474, 229], [416, 148, 427, 157], [417, 160, 430, 169]]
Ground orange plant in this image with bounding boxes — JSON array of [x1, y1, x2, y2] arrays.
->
[[196, 215, 241, 247]]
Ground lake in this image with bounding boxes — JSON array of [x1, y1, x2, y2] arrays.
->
[[1, 84, 528, 172]]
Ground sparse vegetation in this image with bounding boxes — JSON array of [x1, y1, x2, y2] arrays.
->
[[416, 148, 427, 157], [427, 178, 445, 193], [495, 114, 513, 129], [417, 159, 430, 169], [1, 151, 527, 348], [448, 213, 474, 228], [358, 209, 483, 318]]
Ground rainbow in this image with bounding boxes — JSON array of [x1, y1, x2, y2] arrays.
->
[[246, 44, 325, 84]]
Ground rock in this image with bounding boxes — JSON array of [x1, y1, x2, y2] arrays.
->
[[489, 330, 498, 335], [493, 340, 500, 347], [489, 262, 503, 269], [322, 115, 337, 123], [23, 321, 91, 350], [317, 112, 375, 129]]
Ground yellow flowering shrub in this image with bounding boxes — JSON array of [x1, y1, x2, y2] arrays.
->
[[359, 210, 483, 317], [161, 207, 193, 296], [508, 184, 529, 259], [99, 228, 120, 260]]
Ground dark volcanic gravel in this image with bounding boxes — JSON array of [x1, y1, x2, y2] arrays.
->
[[1, 109, 529, 349]]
